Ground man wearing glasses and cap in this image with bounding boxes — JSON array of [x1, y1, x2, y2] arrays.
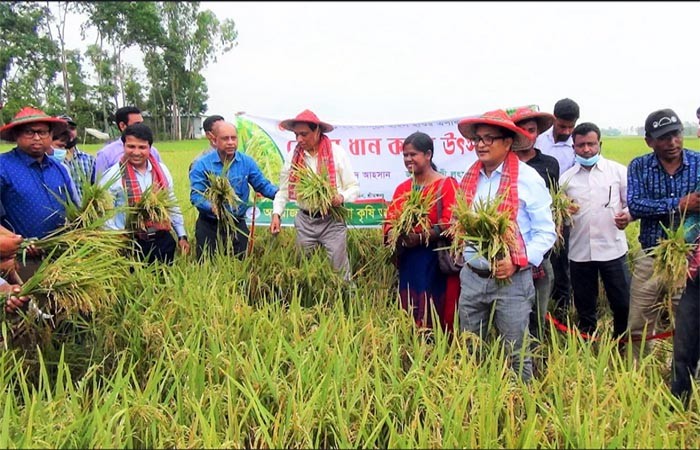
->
[[0, 107, 79, 280], [53, 114, 96, 197], [627, 108, 700, 362]]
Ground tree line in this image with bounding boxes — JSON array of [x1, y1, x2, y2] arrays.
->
[[0, 1, 237, 140]]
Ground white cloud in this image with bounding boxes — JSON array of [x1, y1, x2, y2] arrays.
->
[[64, 1, 700, 129]]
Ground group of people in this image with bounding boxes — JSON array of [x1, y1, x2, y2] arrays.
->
[[0, 100, 698, 406], [381, 100, 699, 403]]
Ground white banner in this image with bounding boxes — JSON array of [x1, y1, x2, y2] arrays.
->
[[237, 113, 483, 201]]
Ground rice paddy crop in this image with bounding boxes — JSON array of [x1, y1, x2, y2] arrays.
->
[[293, 164, 350, 222], [0, 139, 697, 448], [201, 161, 242, 233], [384, 182, 438, 250], [549, 180, 575, 253]]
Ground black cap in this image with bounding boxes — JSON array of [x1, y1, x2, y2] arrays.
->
[[57, 114, 77, 127], [644, 108, 683, 139]]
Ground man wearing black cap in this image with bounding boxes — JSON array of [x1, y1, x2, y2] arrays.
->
[[627, 108, 700, 361], [57, 114, 96, 197]]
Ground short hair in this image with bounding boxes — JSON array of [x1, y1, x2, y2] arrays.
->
[[203, 115, 225, 133], [553, 98, 580, 121], [115, 106, 142, 127], [121, 122, 154, 147], [696, 106, 700, 116], [53, 128, 71, 141], [571, 122, 601, 142]]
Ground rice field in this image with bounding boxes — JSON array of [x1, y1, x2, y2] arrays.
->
[[0, 136, 699, 447]]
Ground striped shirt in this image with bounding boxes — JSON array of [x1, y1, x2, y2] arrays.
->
[[65, 147, 96, 197], [627, 149, 700, 249]]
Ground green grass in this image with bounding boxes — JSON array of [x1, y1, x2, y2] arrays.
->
[[0, 135, 699, 447]]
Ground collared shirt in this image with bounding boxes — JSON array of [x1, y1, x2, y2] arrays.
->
[[0, 148, 80, 239], [535, 127, 575, 177], [65, 147, 96, 197], [525, 148, 560, 190], [95, 139, 162, 176], [101, 161, 186, 237], [463, 159, 557, 269], [272, 143, 360, 216], [627, 149, 700, 249], [190, 150, 279, 220], [560, 157, 629, 262]]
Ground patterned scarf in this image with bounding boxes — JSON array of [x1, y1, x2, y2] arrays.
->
[[288, 134, 337, 200], [458, 151, 528, 268], [120, 155, 171, 231]]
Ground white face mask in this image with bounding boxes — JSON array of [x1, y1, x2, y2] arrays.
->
[[50, 148, 67, 163], [575, 153, 601, 167]]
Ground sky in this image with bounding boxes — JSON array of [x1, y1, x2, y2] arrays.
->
[[64, 1, 700, 130]]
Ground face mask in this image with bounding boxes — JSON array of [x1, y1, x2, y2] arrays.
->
[[65, 138, 78, 149], [575, 153, 601, 167], [50, 148, 67, 163]]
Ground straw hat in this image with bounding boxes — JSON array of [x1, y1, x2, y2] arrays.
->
[[509, 106, 554, 136], [457, 109, 534, 151], [279, 109, 334, 133], [0, 106, 68, 142]]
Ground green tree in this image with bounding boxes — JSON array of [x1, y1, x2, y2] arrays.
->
[[0, 1, 59, 124], [151, 1, 238, 139]]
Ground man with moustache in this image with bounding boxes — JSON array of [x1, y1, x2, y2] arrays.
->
[[627, 108, 700, 361]]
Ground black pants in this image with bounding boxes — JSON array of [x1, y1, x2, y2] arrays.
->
[[569, 255, 630, 338], [134, 231, 177, 265], [195, 214, 249, 260], [551, 224, 571, 312], [671, 274, 699, 406]]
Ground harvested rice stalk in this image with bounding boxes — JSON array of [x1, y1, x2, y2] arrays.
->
[[549, 179, 575, 253], [203, 161, 241, 232], [385, 182, 438, 249], [293, 163, 349, 222], [18, 238, 136, 315], [651, 221, 697, 291], [444, 192, 517, 281], [125, 185, 176, 232]]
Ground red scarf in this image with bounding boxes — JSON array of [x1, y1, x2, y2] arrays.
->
[[288, 134, 337, 200], [120, 155, 171, 231], [458, 151, 528, 267]]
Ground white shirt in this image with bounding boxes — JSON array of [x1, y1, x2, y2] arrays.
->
[[273, 142, 360, 215], [560, 157, 629, 262], [463, 159, 557, 269], [101, 161, 187, 238], [535, 127, 575, 177]]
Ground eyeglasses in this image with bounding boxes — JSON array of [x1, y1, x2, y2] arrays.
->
[[20, 128, 51, 138], [470, 135, 506, 146]]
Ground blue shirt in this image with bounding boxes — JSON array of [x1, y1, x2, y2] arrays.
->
[[627, 149, 700, 249], [463, 159, 557, 269], [190, 150, 279, 219], [0, 148, 80, 239], [100, 161, 187, 238]]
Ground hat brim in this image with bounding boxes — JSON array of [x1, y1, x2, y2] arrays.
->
[[458, 117, 534, 151], [513, 113, 554, 136], [0, 117, 68, 142], [279, 118, 334, 133], [649, 123, 683, 139]]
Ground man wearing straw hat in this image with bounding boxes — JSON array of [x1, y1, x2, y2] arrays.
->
[[0, 106, 79, 280], [509, 106, 559, 344], [270, 109, 360, 282], [455, 109, 557, 382]]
